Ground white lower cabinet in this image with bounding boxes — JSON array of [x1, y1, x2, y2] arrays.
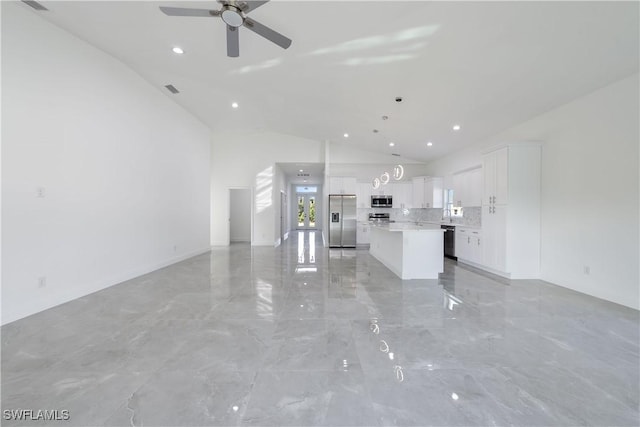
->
[[456, 227, 482, 265], [357, 222, 370, 245], [482, 205, 506, 272]]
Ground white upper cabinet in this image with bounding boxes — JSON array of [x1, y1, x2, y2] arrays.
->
[[412, 176, 443, 208], [391, 182, 413, 209], [412, 177, 425, 208], [483, 148, 508, 205], [452, 167, 482, 207], [425, 177, 443, 208], [329, 176, 357, 194], [356, 182, 372, 208]]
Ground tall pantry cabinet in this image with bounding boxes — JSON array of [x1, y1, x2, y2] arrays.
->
[[482, 143, 541, 279]]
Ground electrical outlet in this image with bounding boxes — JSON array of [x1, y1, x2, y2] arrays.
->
[[36, 187, 46, 198], [38, 277, 47, 288], [584, 266, 590, 275]]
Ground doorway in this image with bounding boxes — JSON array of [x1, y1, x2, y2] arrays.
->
[[280, 191, 287, 242], [296, 193, 317, 229], [229, 188, 251, 243]]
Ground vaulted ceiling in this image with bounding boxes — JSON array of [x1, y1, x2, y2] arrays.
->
[[18, 1, 640, 162]]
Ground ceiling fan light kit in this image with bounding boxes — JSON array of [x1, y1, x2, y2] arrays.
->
[[160, 1, 292, 58], [221, 5, 244, 27]]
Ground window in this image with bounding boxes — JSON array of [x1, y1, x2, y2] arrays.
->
[[295, 186, 317, 193], [443, 189, 463, 218]]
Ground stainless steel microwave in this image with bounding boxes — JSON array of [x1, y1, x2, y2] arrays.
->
[[371, 195, 393, 208]]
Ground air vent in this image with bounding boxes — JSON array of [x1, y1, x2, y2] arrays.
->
[[297, 173, 310, 177], [23, 0, 48, 11], [164, 84, 180, 94], [392, 153, 400, 157]]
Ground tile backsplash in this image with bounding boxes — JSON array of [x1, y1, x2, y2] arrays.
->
[[357, 207, 482, 228]]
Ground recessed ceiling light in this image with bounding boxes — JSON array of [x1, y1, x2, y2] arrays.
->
[[427, 142, 433, 147], [389, 142, 395, 147], [172, 46, 184, 54], [303, 179, 307, 182], [452, 124, 461, 131], [299, 169, 303, 172], [343, 133, 349, 138], [231, 102, 239, 109]]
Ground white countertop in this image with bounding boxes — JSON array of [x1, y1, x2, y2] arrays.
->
[[371, 223, 445, 232], [360, 220, 481, 230], [414, 221, 482, 230]]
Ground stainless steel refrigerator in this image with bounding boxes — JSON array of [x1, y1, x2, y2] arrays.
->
[[329, 195, 357, 248]]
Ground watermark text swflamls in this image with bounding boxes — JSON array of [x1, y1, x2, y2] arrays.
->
[[3, 409, 70, 421]]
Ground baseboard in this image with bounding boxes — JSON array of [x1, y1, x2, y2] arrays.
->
[[457, 258, 511, 279]]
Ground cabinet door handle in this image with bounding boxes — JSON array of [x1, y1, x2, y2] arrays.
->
[[468, 237, 470, 244], [478, 238, 480, 246]]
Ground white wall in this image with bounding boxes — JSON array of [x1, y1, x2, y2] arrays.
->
[[210, 130, 324, 246], [427, 74, 639, 309], [1, 4, 211, 324], [330, 163, 429, 183], [329, 142, 425, 165]]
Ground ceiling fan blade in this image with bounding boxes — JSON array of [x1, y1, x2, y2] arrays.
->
[[159, 6, 220, 17], [237, 1, 269, 13], [227, 25, 240, 57], [243, 17, 292, 50]]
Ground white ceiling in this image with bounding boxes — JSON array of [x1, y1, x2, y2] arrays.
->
[[277, 162, 325, 185], [21, 1, 640, 163]]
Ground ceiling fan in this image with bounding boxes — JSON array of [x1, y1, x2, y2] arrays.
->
[[160, 1, 292, 57]]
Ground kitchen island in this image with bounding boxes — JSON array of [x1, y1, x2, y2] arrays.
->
[[369, 223, 445, 279]]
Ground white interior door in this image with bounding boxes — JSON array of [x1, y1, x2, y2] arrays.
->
[[230, 188, 251, 243]]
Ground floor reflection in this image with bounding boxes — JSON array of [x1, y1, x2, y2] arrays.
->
[[295, 231, 318, 273]]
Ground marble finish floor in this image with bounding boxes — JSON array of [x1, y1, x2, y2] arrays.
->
[[2, 230, 639, 426]]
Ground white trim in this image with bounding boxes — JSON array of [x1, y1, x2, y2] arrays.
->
[[457, 258, 512, 279]]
